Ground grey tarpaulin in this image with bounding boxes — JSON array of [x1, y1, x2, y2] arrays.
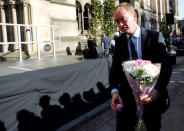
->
[[0, 57, 112, 131]]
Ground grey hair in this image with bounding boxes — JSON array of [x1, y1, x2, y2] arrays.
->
[[114, 2, 135, 14]]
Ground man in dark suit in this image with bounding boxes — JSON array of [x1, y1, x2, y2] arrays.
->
[[110, 2, 172, 131]]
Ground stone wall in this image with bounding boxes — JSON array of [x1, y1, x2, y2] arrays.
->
[[29, 0, 79, 56]]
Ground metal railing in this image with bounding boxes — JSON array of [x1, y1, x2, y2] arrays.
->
[[0, 23, 61, 61]]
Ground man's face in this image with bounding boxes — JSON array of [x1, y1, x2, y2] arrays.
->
[[114, 8, 137, 35]]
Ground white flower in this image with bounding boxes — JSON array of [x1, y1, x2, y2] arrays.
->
[[122, 59, 160, 86], [143, 64, 158, 77]]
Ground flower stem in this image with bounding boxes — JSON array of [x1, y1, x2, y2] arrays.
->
[[136, 121, 142, 131]]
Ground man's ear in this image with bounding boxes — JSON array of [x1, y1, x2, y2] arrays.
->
[[133, 12, 137, 21]]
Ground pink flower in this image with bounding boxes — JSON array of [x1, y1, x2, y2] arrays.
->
[[133, 61, 139, 66], [134, 59, 151, 66], [141, 60, 151, 66]]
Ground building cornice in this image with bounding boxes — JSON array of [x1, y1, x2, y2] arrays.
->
[[61, 36, 80, 41], [47, 0, 76, 7], [2, 0, 30, 5], [51, 18, 77, 23]]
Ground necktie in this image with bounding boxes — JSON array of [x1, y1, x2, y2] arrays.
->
[[130, 36, 138, 60]]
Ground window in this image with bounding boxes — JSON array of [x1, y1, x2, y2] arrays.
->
[[84, 4, 90, 30], [4, 5, 14, 51], [135, 10, 139, 24], [150, 0, 156, 13], [119, 0, 130, 3], [169, 0, 173, 12], [151, 18, 157, 30], [76, 1, 83, 33], [141, 15, 145, 27]]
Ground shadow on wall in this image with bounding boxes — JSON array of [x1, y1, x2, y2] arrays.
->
[[15, 82, 111, 131]]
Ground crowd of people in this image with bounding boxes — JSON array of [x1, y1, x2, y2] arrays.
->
[[169, 32, 184, 48], [83, 27, 183, 60], [83, 32, 120, 59]]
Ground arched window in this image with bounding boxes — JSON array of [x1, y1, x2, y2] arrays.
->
[[83, 4, 90, 30], [150, 0, 156, 13], [4, 4, 14, 51], [169, 0, 173, 12], [169, 0, 176, 13], [151, 18, 157, 30], [141, 15, 145, 27], [119, 0, 130, 3], [15, 2, 25, 43], [16, 2, 23, 24], [76, 1, 83, 33], [135, 10, 139, 24]]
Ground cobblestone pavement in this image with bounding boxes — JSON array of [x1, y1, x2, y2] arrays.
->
[[73, 56, 184, 131]]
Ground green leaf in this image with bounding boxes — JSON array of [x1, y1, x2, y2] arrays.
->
[[88, 0, 117, 38]]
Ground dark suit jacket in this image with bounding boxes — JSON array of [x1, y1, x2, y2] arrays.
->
[[109, 27, 172, 115]]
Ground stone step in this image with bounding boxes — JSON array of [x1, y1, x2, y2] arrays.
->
[[0, 51, 29, 62], [0, 50, 81, 62]]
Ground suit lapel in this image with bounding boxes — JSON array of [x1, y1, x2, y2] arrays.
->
[[141, 28, 147, 60], [121, 34, 130, 60]]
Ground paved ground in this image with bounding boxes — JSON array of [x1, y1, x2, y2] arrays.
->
[[70, 56, 184, 131], [161, 56, 184, 131], [0, 55, 83, 76]]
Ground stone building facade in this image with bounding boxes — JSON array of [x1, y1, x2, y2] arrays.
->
[[0, 0, 32, 53], [0, 0, 179, 58], [0, 0, 84, 57]]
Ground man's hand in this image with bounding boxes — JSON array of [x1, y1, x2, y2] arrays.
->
[[140, 88, 158, 105], [111, 93, 123, 112]]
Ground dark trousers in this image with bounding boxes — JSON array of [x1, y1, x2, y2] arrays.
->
[[116, 108, 137, 131], [142, 101, 162, 131], [116, 101, 162, 131]]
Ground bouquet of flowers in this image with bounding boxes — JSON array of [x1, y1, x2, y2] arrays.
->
[[122, 59, 161, 131]]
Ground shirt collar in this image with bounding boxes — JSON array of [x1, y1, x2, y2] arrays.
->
[[127, 26, 141, 38], [133, 26, 140, 38]]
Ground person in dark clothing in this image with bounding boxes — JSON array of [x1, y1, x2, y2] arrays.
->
[[88, 34, 97, 49], [110, 32, 120, 55], [110, 2, 172, 131], [84, 34, 98, 59]]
